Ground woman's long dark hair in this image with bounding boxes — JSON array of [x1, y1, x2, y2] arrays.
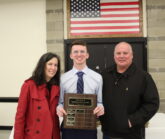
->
[[30, 52, 60, 86]]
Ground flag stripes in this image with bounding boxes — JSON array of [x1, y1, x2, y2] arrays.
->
[[69, 0, 141, 36]]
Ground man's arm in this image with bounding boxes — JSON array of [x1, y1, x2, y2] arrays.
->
[[97, 75, 103, 105], [56, 79, 67, 117], [128, 74, 159, 127], [94, 75, 104, 117]]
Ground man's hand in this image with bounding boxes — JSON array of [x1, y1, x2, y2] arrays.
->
[[93, 105, 104, 117], [56, 106, 67, 117]]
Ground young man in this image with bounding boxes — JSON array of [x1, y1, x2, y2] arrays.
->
[[100, 42, 159, 139], [57, 40, 104, 139]]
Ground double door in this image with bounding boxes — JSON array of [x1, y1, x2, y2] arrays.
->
[[64, 38, 147, 73]]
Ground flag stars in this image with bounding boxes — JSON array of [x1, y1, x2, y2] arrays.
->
[[70, 0, 100, 18]]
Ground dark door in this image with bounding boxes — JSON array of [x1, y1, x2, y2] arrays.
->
[[64, 38, 147, 73]]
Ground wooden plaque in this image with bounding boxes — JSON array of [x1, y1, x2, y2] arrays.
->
[[63, 93, 97, 130]]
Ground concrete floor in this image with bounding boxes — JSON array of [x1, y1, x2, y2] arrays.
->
[[1, 99, 165, 139], [0, 130, 10, 139], [158, 99, 165, 113]]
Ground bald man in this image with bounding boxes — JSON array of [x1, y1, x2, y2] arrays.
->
[[100, 42, 159, 139]]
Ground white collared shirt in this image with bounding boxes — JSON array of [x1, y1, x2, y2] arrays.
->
[[59, 66, 103, 107]]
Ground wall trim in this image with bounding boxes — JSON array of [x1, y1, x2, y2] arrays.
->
[[0, 97, 18, 102], [0, 98, 18, 129], [0, 126, 13, 130]]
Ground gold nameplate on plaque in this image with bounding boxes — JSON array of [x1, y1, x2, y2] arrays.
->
[[63, 93, 97, 130]]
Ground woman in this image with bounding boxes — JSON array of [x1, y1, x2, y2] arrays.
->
[[14, 52, 61, 139]]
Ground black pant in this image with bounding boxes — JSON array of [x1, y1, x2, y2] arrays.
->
[[103, 131, 145, 139], [62, 128, 97, 139], [103, 134, 123, 139]]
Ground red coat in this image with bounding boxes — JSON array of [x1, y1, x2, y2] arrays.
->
[[14, 79, 60, 139]]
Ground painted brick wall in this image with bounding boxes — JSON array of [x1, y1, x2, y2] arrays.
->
[[46, 0, 165, 102]]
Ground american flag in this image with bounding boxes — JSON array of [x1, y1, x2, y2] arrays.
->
[[69, 0, 141, 37]]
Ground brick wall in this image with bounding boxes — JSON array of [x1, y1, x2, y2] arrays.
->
[[147, 0, 165, 99], [46, 0, 64, 72], [46, 0, 165, 100]]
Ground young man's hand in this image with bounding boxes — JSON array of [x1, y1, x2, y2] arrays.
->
[[56, 106, 67, 117], [93, 105, 104, 117]]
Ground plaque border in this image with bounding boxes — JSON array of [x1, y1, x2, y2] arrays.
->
[[63, 93, 97, 130]]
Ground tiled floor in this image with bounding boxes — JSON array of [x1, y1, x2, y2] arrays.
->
[[1, 99, 165, 139]]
